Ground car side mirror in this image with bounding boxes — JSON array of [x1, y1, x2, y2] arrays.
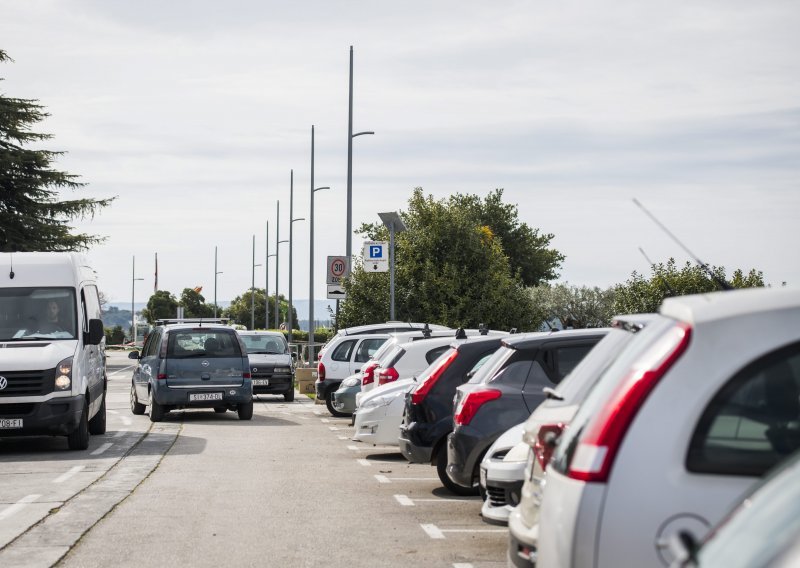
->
[[128, 351, 140, 360], [87, 318, 104, 346], [291, 352, 298, 361]]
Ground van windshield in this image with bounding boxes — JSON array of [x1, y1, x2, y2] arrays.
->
[[0, 287, 78, 341]]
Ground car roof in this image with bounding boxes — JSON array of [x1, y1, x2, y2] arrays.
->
[[338, 322, 451, 335], [501, 328, 610, 349], [237, 330, 285, 337], [660, 287, 800, 325], [160, 323, 236, 333]]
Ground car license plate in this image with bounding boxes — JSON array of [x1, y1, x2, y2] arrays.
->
[[0, 418, 23, 429], [252, 379, 269, 386], [189, 392, 223, 402]]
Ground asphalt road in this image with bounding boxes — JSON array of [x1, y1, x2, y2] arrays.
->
[[1, 351, 507, 568]]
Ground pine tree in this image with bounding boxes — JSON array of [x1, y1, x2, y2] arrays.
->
[[0, 50, 114, 251]]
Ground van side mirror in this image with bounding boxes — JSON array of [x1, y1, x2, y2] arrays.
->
[[128, 351, 140, 360], [87, 319, 104, 346]]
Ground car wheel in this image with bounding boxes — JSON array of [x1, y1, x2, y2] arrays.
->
[[149, 391, 166, 422], [284, 386, 295, 402], [130, 382, 146, 415], [325, 389, 348, 418], [214, 407, 227, 413], [238, 401, 254, 420], [88, 392, 107, 435], [436, 448, 479, 496], [67, 401, 90, 451]]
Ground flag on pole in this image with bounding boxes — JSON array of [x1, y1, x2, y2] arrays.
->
[[154, 253, 158, 292]]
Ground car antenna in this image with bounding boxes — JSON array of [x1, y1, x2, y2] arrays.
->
[[633, 198, 733, 291], [638, 246, 677, 297], [8, 252, 14, 280], [422, 323, 432, 339]]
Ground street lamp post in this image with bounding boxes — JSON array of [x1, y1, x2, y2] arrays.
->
[[274, 200, 288, 330], [265, 221, 269, 329], [345, 45, 375, 262], [378, 212, 406, 320], [288, 169, 305, 343], [309, 124, 330, 363], [131, 256, 144, 345], [214, 246, 223, 318], [251, 235, 262, 330]]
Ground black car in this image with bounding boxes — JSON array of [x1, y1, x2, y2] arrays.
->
[[446, 329, 608, 492], [399, 335, 506, 494], [237, 331, 295, 401]]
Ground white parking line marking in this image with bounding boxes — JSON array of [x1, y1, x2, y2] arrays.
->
[[90, 442, 113, 456], [338, 436, 349, 440], [453, 564, 474, 568], [0, 494, 41, 520], [320, 418, 331, 423], [375, 475, 391, 484], [328, 426, 341, 431], [107, 409, 119, 415], [375, 477, 438, 482], [120, 416, 132, 426], [109, 365, 135, 376], [394, 495, 415, 506], [113, 429, 128, 438], [357, 459, 371, 467], [53, 466, 84, 484], [421, 524, 445, 539]]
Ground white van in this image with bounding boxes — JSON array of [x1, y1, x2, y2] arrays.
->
[[0, 253, 107, 450]]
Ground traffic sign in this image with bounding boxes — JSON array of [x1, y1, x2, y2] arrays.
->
[[327, 284, 346, 299], [327, 256, 350, 284], [363, 241, 389, 272]]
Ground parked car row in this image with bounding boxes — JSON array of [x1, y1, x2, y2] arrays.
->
[[316, 287, 800, 568]]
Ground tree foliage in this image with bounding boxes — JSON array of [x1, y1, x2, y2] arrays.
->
[[178, 288, 215, 318], [529, 283, 617, 329], [141, 290, 178, 324], [224, 290, 298, 330], [0, 50, 114, 252], [338, 188, 562, 330], [613, 259, 765, 314]]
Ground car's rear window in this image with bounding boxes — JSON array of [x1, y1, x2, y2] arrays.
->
[[167, 330, 242, 358]]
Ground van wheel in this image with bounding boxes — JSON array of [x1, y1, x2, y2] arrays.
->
[[238, 401, 254, 420], [149, 391, 166, 422], [88, 392, 107, 435], [130, 383, 146, 415], [284, 387, 295, 402], [325, 389, 348, 417], [436, 448, 479, 496], [67, 402, 90, 451]]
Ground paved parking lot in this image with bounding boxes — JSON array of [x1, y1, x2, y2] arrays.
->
[[0, 352, 507, 568]]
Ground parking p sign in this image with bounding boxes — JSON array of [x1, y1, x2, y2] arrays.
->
[[363, 240, 389, 272]]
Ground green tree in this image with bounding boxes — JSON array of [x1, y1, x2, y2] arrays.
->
[[141, 290, 179, 324], [613, 259, 765, 314], [178, 288, 214, 318], [0, 50, 114, 251], [338, 188, 556, 330], [104, 325, 126, 345], [224, 290, 297, 330], [528, 283, 617, 329]]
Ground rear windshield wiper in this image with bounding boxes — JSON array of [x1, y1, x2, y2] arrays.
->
[[543, 387, 564, 401]]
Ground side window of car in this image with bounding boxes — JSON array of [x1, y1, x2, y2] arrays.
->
[[553, 344, 595, 381], [489, 352, 535, 388], [687, 341, 800, 477], [355, 338, 385, 363], [143, 330, 161, 358], [332, 339, 357, 362], [425, 345, 450, 364]]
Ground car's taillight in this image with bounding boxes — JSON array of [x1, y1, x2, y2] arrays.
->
[[454, 388, 501, 426], [157, 373, 167, 380], [377, 367, 399, 385], [568, 322, 691, 483], [318, 362, 326, 381], [411, 349, 459, 404], [533, 423, 564, 470], [243, 372, 251, 379], [362, 362, 379, 386]]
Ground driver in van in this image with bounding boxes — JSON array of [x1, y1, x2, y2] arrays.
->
[[39, 300, 63, 332]]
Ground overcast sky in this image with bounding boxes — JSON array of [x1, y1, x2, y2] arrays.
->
[[3, 0, 799, 307]]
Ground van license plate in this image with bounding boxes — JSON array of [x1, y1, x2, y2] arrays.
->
[[0, 419, 23, 429], [189, 392, 223, 402], [252, 379, 269, 386]]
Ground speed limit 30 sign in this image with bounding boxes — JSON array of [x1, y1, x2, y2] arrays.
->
[[327, 256, 350, 284]]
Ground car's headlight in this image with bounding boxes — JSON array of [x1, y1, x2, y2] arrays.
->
[[503, 441, 531, 463], [55, 357, 73, 391], [274, 367, 292, 373], [361, 396, 392, 409], [342, 377, 360, 387]]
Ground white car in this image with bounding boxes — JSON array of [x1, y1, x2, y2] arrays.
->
[[352, 378, 416, 446], [507, 314, 656, 567], [479, 422, 527, 525], [536, 287, 800, 568]]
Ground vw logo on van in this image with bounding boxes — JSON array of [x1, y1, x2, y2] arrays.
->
[[201, 360, 210, 367], [0, 376, 7, 390]]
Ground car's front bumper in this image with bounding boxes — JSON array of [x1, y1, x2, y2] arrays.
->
[[353, 396, 404, 446], [0, 395, 85, 437], [333, 385, 359, 414], [480, 469, 525, 525], [252, 373, 293, 395]]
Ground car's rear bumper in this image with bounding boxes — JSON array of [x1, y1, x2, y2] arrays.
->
[[0, 395, 84, 437], [507, 507, 538, 568], [398, 430, 434, 463], [153, 384, 252, 407]]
